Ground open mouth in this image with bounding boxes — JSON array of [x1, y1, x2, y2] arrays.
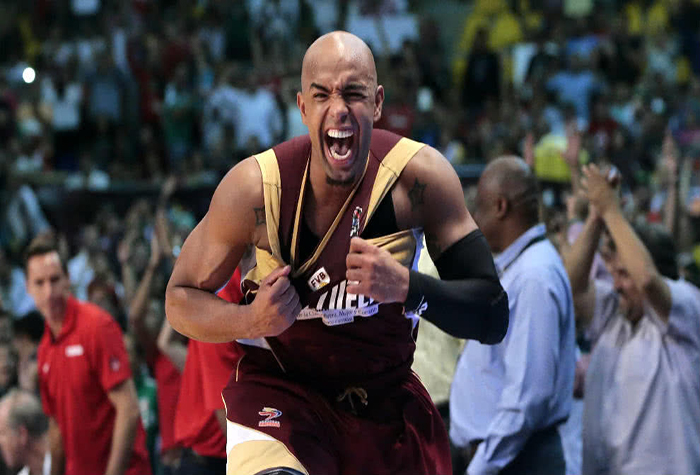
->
[[324, 128, 355, 163]]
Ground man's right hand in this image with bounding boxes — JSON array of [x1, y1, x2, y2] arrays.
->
[[247, 265, 301, 338]]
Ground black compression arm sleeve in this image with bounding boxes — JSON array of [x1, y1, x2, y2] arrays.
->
[[405, 230, 509, 343]]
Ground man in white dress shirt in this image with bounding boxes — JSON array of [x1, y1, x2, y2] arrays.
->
[[450, 156, 576, 475], [0, 389, 50, 475], [566, 164, 700, 475]]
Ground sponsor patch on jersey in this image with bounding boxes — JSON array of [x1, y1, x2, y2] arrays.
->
[[65, 344, 84, 357], [258, 407, 282, 428], [307, 267, 331, 291]]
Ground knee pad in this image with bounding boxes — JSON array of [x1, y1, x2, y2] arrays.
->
[[254, 468, 306, 475]]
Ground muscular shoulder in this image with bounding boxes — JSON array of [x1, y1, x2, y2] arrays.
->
[[208, 157, 265, 245], [394, 146, 460, 220], [77, 300, 120, 333], [392, 146, 474, 256]]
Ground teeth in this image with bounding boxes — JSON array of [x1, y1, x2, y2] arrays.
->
[[327, 129, 353, 139]]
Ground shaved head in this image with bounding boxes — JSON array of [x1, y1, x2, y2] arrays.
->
[[475, 156, 541, 251], [481, 156, 538, 203], [301, 31, 377, 92], [296, 30, 384, 188]]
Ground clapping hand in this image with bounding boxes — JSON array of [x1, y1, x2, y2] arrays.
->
[[581, 164, 621, 218]]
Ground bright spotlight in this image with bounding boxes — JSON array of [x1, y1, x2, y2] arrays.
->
[[22, 67, 36, 84]]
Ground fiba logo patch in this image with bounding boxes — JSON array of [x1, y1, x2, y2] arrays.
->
[[258, 407, 282, 428], [308, 267, 331, 291]]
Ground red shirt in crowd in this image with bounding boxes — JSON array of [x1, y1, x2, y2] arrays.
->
[[38, 296, 151, 475], [174, 269, 243, 458], [150, 352, 181, 453]]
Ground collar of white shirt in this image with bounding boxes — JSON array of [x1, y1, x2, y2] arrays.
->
[[494, 223, 547, 275]]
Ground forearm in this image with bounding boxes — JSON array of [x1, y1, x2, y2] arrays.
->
[[469, 412, 533, 475], [406, 231, 508, 343], [157, 320, 188, 372], [128, 265, 157, 353], [406, 271, 508, 342], [156, 207, 173, 255], [121, 264, 138, 307], [564, 215, 603, 294], [104, 405, 140, 475], [165, 285, 254, 342], [215, 408, 227, 436], [602, 207, 659, 289], [49, 419, 64, 475]]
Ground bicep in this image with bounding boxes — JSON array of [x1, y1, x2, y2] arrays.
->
[[168, 158, 262, 293], [399, 146, 477, 260]]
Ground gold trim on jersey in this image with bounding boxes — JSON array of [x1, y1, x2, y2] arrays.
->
[[366, 137, 425, 225], [247, 138, 425, 287], [254, 149, 283, 261], [290, 156, 370, 278], [366, 229, 418, 268]]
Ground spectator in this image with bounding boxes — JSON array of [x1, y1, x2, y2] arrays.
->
[[546, 54, 603, 124], [0, 249, 35, 318], [0, 344, 16, 399], [11, 312, 43, 394], [162, 64, 196, 171], [128, 179, 184, 475], [166, 269, 242, 475], [565, 164, 700, 475], [461, 27, 501, 115], [26, 238, 151, 475], [0, 389, 49, 475], [451, 157, 575, 475]]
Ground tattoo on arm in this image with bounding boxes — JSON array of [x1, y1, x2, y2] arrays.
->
[[408, 178, 427, 211], [254, 207, 266, 226]]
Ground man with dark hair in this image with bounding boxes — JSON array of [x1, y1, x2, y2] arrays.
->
[[450, 156, 576, 475], [24, 238, 151, 475], [0, 389, 49, 475], [12, 311, 44, 393], [566, 164, 700, 475]]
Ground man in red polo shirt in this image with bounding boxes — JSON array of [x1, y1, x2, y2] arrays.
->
[[26, 238, 151, 475], [160, 270, 242, 475]]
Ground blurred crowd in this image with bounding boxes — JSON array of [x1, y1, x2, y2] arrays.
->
[[1, 0, 700, 474]]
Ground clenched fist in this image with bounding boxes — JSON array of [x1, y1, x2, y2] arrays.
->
[[247, 265, 301, 338], [346, 237, 410, 304]]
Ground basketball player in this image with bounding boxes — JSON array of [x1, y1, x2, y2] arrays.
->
[[165, 31, 509, 475]]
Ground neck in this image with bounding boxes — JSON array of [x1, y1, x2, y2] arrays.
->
[[499, 221, 538, 253], [46, 304, 67, 338], [27, 436, 47, 475], [308, 153, 359, 207]]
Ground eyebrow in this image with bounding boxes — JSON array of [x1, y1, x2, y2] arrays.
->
[[309, 82, 369, 93], [310, 83, 329, 92]]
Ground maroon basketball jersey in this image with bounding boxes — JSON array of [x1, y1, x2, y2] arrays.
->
[[240, 130, 427, 390]]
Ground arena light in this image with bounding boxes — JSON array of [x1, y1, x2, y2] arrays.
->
[[22, 67, 36, 84]]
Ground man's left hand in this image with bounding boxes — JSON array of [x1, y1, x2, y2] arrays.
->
[[581, 164, 620, 217], [346, 237, 410, 303]]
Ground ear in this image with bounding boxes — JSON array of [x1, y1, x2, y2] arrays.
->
[[373, 85, 384, 123], [297, 91, 307, 126], [495, 196, 509, 219]]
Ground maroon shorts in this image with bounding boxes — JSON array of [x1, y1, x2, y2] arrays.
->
[[222, 348, 451, 475]]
